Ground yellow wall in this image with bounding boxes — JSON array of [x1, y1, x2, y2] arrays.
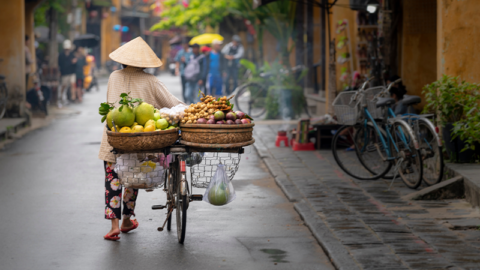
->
[[400, 0, 437, 109], [0, 0, 25, 103], [101, 0, 122, 66], [437, 0, 480, 82]]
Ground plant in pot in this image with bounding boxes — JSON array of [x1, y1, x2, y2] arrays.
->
[[422, 75, 480, 163]]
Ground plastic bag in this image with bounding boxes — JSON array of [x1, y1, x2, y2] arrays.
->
[[203, 164, 236, 206], [115, 153, 168, 189], [186, 152, 204, 167], [159, 104, 188, 126]]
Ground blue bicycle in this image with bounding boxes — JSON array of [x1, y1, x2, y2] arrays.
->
[[332, 78, 424, 189]]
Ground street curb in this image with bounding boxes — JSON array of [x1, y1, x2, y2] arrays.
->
[[295, 201, 361, 270]]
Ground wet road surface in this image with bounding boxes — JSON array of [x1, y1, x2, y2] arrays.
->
[[0, 74, 334, 270]]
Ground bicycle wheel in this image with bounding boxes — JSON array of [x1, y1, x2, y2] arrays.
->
[[354, 123, 392, 179], [234, 82, 266, 118], [0, 83, 8, 119], [417, 119, 444, 186], [391, 121, 423, 189], [332, 125, 390, 180], [176, 163, 187, 244]]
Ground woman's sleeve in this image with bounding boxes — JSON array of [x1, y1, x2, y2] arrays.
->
[[154, 79, 185, 109]]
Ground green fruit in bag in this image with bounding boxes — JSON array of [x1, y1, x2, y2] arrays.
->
[[208, 185, 228, 206]]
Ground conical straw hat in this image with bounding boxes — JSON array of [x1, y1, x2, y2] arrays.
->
[[109, 37, 163, 68]]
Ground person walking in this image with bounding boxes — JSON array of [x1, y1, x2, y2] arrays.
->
[[174, 38, 192, 102], [25, 35, 33, 89], [74, 47, 87, 103], [221, 35, 244, 95], [205, 39, 225, 97], [183, 44, 206, 104], [58, 39, 77, 107], [98, 37, 183, 241]]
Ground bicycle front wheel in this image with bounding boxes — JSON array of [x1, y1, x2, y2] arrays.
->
[[417, 119, 444, 186], [391, 121, 423, 189], [176, 164, 187, 244], [332, 125, 390, 180], [234, 82, 266, 118]]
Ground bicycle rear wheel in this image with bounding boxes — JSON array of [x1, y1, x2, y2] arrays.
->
[[176, 161, 187, 244], [332, 125, 390, 180], [234, 82, 266, 118], [417, 119, 444, 186], [391, 121, 423, 189]]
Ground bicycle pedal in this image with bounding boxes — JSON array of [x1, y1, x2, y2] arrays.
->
[[152, 205, 166, 210], [190, 194, 203, 201]]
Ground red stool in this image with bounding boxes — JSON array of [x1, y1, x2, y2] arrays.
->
[[275, 131, 289, 147]]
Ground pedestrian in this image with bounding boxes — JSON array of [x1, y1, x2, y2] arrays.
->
[[25, 35, 33, 88], [205, 39, 225, 97], [174, 38, 192, 102], [74, 46, 87, 103], [387, 75, 409, 115], [58, 39, 77, 107], [183, 43, 206, 104], [98, 37, 183, 241], [221, 35, 244, 95]]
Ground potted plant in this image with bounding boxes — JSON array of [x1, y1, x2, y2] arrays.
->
[[422, 75, 480, 163]]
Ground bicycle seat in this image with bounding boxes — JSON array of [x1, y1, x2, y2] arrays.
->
[[376, 97, 396, 108], [399, 95, 421, 106]]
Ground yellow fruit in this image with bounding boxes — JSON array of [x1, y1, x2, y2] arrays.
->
[[132, 125, 144, 133], [130, 122, 138, 129], [110, 125, 119, 132], [144, 125, 155, 132], [119, 127, 132, 133], [144, 119, 156, 128]]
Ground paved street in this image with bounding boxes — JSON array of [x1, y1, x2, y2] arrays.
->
[[0, 73, 334, 270], [254, 125, 480, 270]]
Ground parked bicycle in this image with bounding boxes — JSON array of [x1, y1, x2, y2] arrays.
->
[[0, 59, 8, 120], [331, 77, 424, 189], [373, 80, 444, 186]]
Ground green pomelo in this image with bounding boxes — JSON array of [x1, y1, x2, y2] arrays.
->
[[107, 111, 114, 129], [156, 119, 169, 130], [135, 102, 155, 125], [112, 105, 135, 127], [208, 186, 228, 206]]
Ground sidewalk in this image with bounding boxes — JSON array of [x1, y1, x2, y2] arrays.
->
[[254, 124, 480, 270]]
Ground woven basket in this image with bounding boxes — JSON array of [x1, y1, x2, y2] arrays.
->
[[107, 128, 179, 152], [180, 123, 254, 144]]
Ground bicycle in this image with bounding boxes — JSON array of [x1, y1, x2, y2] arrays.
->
[[331, 77, 424, 189], [373, 80, 444, 186], [232, 65, 310, 119], [0, 59, 8, 119], [115, 144, 244, 244]]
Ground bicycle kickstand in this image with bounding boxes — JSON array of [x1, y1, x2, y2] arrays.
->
[[389, 157, 404, 190], [157, 208, 174, 232]]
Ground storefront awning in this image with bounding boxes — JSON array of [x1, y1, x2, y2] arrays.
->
[[92, 0, 112, 7]]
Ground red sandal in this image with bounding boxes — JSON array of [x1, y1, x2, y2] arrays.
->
[[121, 219, 139, 233], [104, 233, 120, 241]]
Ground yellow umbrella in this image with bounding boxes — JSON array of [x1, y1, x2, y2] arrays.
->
[[189, 33, 224, 45]]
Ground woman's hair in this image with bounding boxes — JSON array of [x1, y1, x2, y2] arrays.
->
[[388, 75, 407, 100]]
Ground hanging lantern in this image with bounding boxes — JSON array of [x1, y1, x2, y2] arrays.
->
[[113, 25, 121, 31], [110, 6, 117, 13], [121, 26, 129, 33]]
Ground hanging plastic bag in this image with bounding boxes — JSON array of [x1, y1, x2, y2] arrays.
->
[[159, 104, 188, 126], [186, 152, 204, 167], [203, 164, 236, 206]]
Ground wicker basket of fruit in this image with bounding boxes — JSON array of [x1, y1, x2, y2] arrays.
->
[[100, 93, 185, 152], [180, 94, 254, 144]]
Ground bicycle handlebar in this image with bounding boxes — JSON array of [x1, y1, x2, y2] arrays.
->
[[375, 78, 402, 99], [351, 76, 375, 104]]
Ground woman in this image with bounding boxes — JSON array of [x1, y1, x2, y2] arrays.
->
[[99, 37, 183, 241], [387, 75, 408, 115]]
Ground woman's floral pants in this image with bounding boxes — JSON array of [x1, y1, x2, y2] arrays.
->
[[104, 162, 138, 219]]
